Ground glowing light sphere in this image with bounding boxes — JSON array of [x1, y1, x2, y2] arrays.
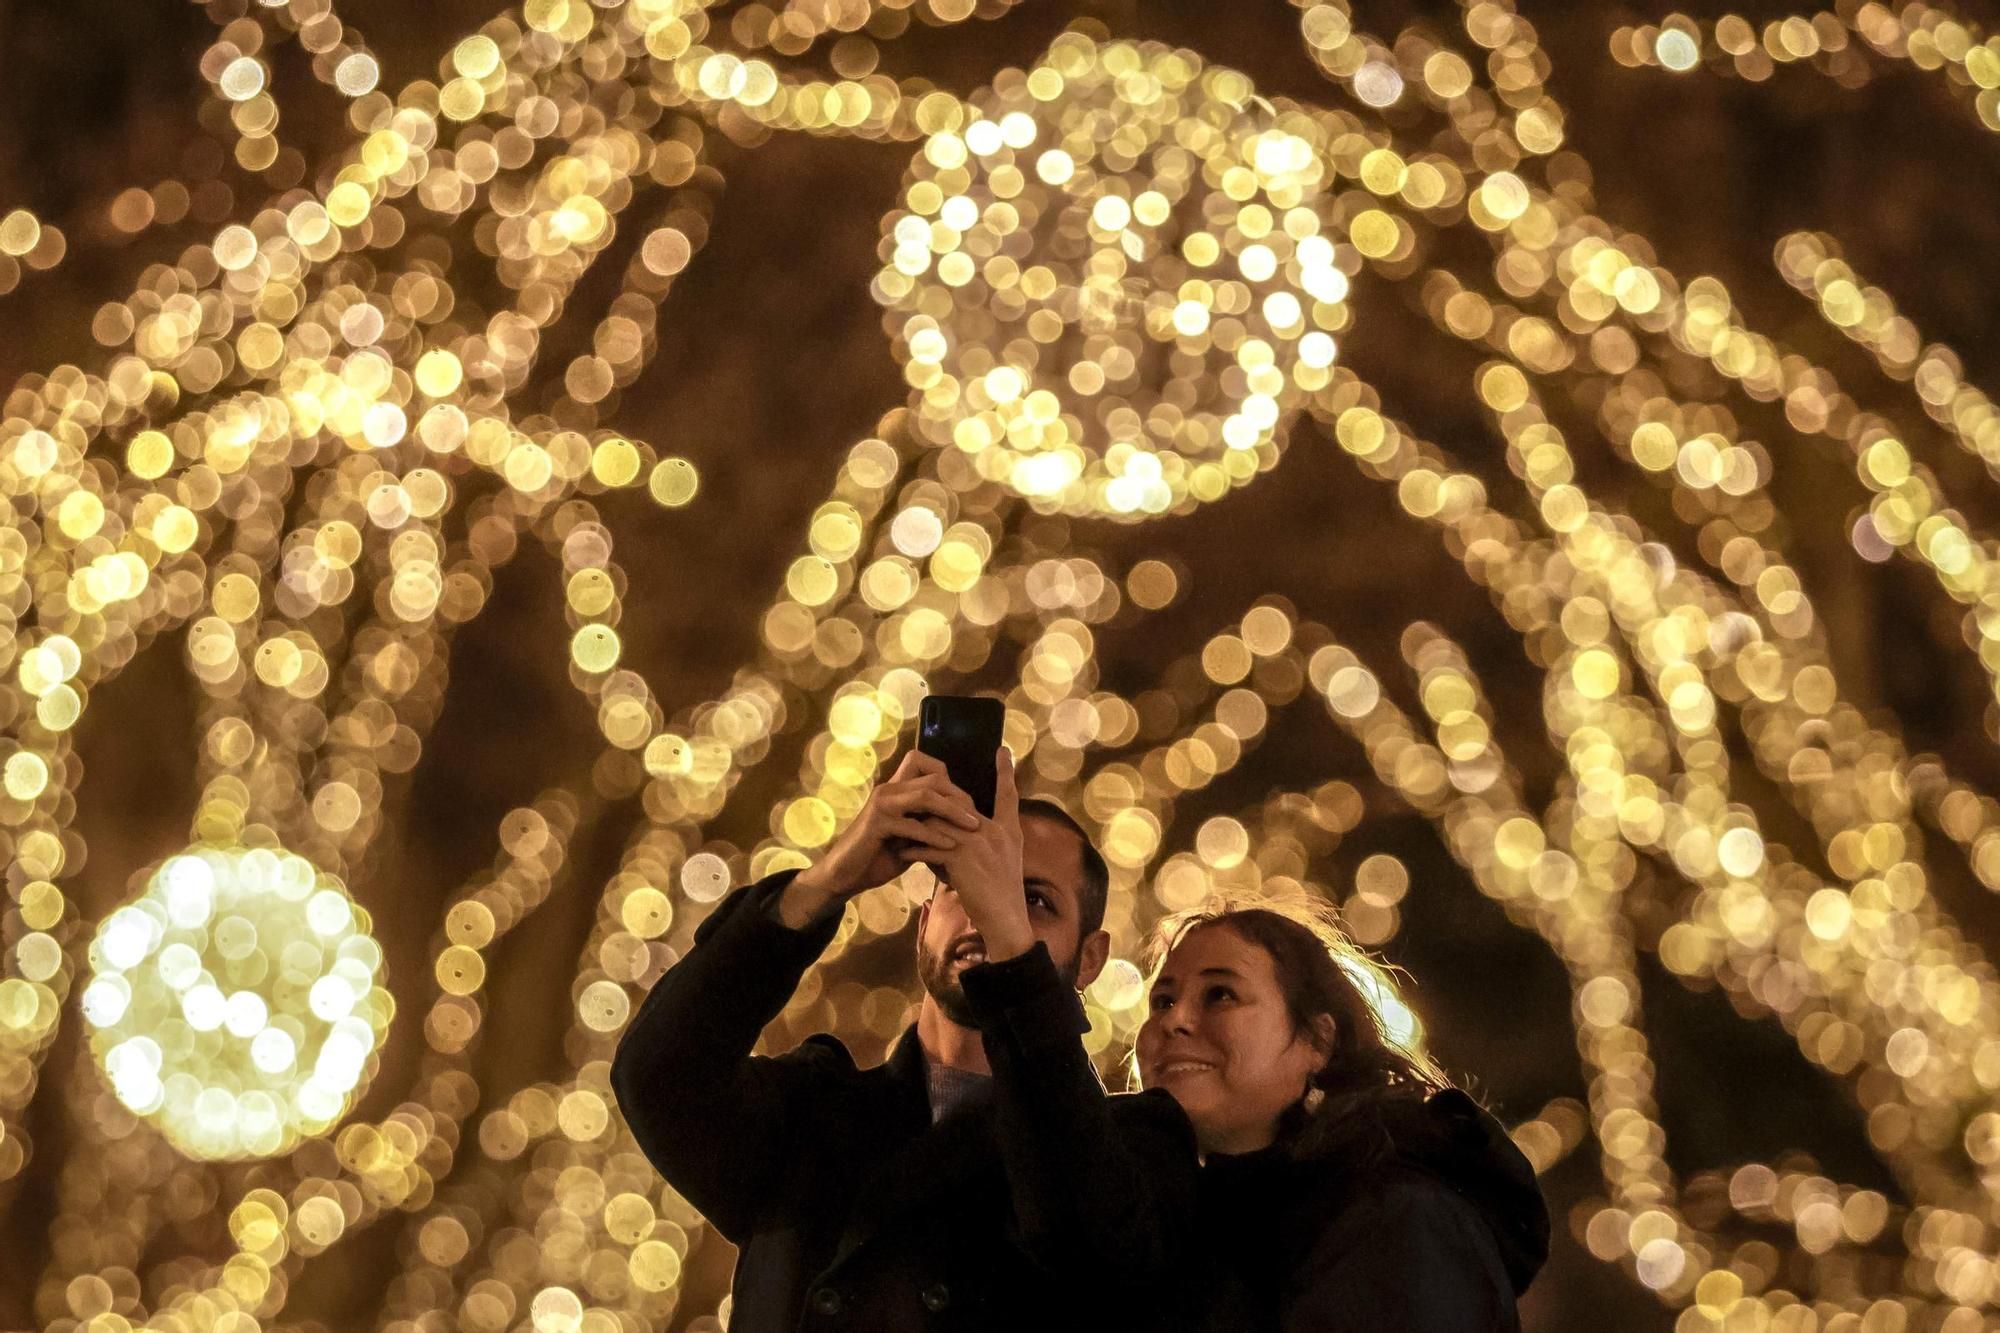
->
[[81, 846, 392, 1159], [875, 35, 1352, 519]]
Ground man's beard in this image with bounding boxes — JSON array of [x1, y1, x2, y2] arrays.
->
[[918, 939, 1079, 1028]]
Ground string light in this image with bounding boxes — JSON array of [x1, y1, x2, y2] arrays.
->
[[1615, 5, 2000, 132]]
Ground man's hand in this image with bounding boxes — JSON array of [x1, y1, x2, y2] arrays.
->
[[778, 750, 980, 928], [902, 746, 1033, 961]]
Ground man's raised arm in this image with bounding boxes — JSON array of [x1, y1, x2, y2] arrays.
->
[[911, 747, 1199, 1286], [961, 944, 1199, 1284], [608, 868, 842, 1240], [611, 751, 979, 1237]]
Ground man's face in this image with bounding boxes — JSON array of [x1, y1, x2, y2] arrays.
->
[[915, 815, 1106, 1026]]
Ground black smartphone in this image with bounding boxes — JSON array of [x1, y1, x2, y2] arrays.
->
[[917, 694, 1006, 817]]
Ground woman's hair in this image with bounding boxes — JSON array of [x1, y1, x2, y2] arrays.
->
[[1147, 896, 1453, 1166]]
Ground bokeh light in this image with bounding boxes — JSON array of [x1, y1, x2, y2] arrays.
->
[[875, 36, 1348, 517], [81, 847, 391, 1159], [0, 0, 1993, 1330]]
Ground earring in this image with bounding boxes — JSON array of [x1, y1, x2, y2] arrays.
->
[[1302, 1086, 1325, 1113]]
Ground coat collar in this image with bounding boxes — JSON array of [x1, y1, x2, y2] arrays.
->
[[823, 1026, 998, 1273], [884, 1023, 930, 1101]]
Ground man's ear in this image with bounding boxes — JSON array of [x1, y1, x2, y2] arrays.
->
[[1074, 928, 1111, 990]]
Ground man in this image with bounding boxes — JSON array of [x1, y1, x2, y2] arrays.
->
[[610, 746, 1196, 1332]]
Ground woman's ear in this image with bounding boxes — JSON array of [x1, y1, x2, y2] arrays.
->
[[1290, 1014, 1337, 1093]]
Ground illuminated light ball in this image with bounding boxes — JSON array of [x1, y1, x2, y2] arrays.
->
[[629, 1238, 683, 1293], [1655, 29, 1701, 72], [218, 56, 267, 102], [680, 852, 731, 903], [1570, 648, 1622, 700], [81, 846, 392, 1160], [1351, 60, 1405, 108], [648, 457, 699, 507], [1086, 958, 1145, 1010], [875, 36, 1354, 521], [571, 624, 622, 673], [783, 797, 838, 848], [0, 208, 41, 257], [334, 51, 381, 97], [414, 349, 464, 398]]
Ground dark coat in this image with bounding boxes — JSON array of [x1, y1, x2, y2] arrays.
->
[[609, 870, 1199, 1333], [1190, 1089, 1550, 1332]]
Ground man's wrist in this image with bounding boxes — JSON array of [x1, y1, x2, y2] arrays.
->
[[974, 911, 1034, 962], [775, 867, 843, 930], [959, 940, 1088, 1042]]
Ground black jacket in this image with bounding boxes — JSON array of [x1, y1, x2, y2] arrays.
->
[[1192, 1089, 1549, 1331], [609, 870, 1198, 1333]]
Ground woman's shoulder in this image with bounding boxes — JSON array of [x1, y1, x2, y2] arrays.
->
[[1292, 1090, 1550, 1298], [1306, 1161, 1493, 1236], [1281, 1169, 1526, 1331]]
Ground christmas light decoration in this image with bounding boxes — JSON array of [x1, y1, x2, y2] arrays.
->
[[0, 1, 1995, 1330]]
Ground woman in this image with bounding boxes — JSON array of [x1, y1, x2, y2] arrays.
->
[[1136, 902, 1549, 1331]]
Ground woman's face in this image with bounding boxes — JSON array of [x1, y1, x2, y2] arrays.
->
[[1136, 924, 1328, 1155]]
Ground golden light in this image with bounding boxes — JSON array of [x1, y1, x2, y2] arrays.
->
[[875, 36, 1348, 518], [0, 0, 1991, 1328], [80, 847, 391, 1159]]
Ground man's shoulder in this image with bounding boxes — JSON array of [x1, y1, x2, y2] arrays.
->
[[1105, 1086, 1197, 1138], [778, 1032, 909, 1085], [781, 1031, 863, 1070], [771, 1033, 930, 1145], [1105, 1085, 1185, 1114]]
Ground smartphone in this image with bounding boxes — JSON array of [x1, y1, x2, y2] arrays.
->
[[917, 694, 1006, 818]]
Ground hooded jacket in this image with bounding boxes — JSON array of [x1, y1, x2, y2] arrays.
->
[[1190, 1088, 1549, 1332]]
